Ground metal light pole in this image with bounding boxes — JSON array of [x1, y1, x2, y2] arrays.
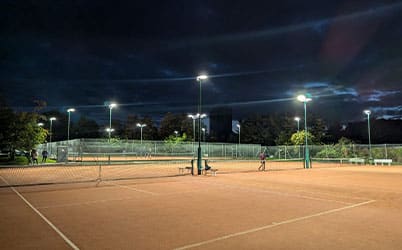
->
[[67, 108, 75, 141], [108, 103, 117, 142], [136, 123, 147, 144], [196, 75, 208, 175], [188, 114, 197, 143], [364, 110, 372, 160], [49, 117, 56, 144], [297, 94, 312, 169], [188, 113, 206, 158], [49, 117, 56, 155], [188, 114, 197, 154], [294, 116, 301, 158], [294, 117, 300, 132], [236, 124, 241, 158], [105, 128, 115, 135], [105, 128, 115, 163], [236, 124, 241, 145]]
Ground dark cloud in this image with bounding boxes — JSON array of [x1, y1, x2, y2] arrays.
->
[[1, 0, 402, 124]]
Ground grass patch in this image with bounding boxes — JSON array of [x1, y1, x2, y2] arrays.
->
[[0, 156, 57, 165]]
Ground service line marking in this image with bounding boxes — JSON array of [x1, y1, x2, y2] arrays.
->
[[37, 196, 136, 209], [105, 181, 159, 195], [189, 180, 354, 205], [174, 199, 376, 250], [0, 176, 79, 250]]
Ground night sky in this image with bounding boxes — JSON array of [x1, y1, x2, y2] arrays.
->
[[1, 0, 402, 125]]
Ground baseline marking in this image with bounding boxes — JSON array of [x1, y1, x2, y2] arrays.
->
[[174, 200, 376, 250], [0, 176, 79, 250]]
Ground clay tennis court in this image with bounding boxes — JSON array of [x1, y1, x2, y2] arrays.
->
[[1, 161, 402, 249]]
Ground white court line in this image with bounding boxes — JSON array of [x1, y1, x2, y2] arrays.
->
[[38, 185, 207, 209], [105, 181, 159, 195], [174, 199, 376, 250], [188, 180, 354, 205], [0, 176, 79, 250], [37, 196, 136, 209]]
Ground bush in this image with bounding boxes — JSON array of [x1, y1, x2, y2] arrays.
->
[[315, 145, 340, 158]]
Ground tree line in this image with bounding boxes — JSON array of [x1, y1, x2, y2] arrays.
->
[[1, 99, 401, 160]]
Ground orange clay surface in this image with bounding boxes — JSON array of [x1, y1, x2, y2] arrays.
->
[[1, 162, 402, 249]]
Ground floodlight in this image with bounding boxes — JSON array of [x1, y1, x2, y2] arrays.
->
[[364, 110, 371, 115], [196, 75, 208, 81]]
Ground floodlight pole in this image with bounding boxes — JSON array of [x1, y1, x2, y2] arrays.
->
[[236, 124, 241, 158], [295, 117, 300, 132], [188, 114, 197, 147], [68, 111, 71, 141], [237, 124, 241, 145], [136, 123, 147, 144], [196, 75, 207, 175], [49, 117, 56, 155], [67, 108, 75, 142], [49, 117, 56, 144], [108, 103, 117, 142], [303, 102, 309, 168], [294, 117, 300, 158], [364, 110, 372, 160], [297, 95, 311, 169]]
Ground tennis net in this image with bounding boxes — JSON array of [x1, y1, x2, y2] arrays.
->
[[0, 159, 310, 187]]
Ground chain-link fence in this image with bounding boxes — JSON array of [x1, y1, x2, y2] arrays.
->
[[38, 139, 262, 162], [264, 144, 402, 163], [38, 139, 402, 164]]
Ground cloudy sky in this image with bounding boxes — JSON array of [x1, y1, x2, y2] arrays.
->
[[1, 0, 401, 124]]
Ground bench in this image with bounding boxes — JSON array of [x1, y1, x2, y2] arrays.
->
[[202, 160, 218, 176], [374, 159, 392, 166], [179, 160, 194, 174], [349, 158, 365, 165]]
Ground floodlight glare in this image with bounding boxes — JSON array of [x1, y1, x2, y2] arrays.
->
[[109, 103, 117, 109], [50, 117, 56, 121], [297, 94, 312, 103], [364, 110, 371, 115], [294, 117, 300, 121], [67, 108, 75, 113], [196, 75, 208, 81], [37, 122, 44, 127]]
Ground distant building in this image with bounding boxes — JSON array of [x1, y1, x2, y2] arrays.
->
[[209, 107, 232, 142]]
